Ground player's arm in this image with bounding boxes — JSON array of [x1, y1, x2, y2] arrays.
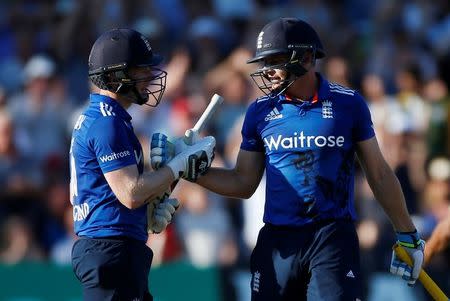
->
[[354, 94, 424, 285], [424, 214, 450, 265], [355, 136, 416, 232], [105, 165, 175, 209], [105, 136, 215, 209], [196, 149, 265, 199]]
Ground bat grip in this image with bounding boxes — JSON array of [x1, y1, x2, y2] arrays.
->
[[393, 244, 449, 301]]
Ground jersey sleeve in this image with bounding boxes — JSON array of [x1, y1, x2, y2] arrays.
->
[[87, 117, 137, 173], [352, 93, 375, 142], [240, 102, 265, 152]]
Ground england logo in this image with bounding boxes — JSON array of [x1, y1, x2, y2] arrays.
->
[[256, 31, 264, 49], [322, 100, 333, 118]]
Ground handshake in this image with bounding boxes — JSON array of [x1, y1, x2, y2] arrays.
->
[[146, 131, 215, 234], [150, 131, 215, 181]]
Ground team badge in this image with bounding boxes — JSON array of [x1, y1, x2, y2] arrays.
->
[[322, 100, 333, 118]]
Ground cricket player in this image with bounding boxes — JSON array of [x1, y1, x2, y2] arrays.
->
[[69, 28, 215, 301], [152, 18, 425, 300]]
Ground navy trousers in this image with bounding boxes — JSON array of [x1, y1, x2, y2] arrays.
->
[[250, 219, 362, 301], [72, 236, 153, 301]]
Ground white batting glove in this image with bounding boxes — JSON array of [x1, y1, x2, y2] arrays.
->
[[167, 136, 215, 181], [150, 132, 199, 170], [390, 230, 425, 285], [147, 194, 180, 234]]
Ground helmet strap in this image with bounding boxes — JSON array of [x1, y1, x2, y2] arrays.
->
[[131, 86, 147, 105], [285, 50, 313, 77], [115, 83, 147, 105], [272, 74, 297, 96], [112, 71, 148, 105], [271, 50, 317, 96]]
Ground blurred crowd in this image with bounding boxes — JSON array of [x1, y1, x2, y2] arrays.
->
[[0, 0, 449, 300]]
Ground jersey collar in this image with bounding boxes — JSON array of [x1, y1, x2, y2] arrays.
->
[[90, 93, 132, 121], [278, 73, 331, 104]]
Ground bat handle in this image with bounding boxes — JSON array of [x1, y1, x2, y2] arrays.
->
[[184, 128, 199, 145], [393, 244, 449, 301]]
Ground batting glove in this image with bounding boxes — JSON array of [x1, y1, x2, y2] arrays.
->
[[150, 132, 200, 170], [150, 133, 175, 170], [167, 136, 215, 181], [390, 230, 425, 285], [147, 194, 180, 234]]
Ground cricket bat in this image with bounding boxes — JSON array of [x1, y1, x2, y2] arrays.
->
[[147, 94, 224, 233], [170, 93, 223, 187], [185, 93, 224, 144]]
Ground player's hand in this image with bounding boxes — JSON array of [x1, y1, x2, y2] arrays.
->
[[147, 194, 180, 234], [390, 230, 425, 285], [150, 133, 175, 170], [150, 131, 199, 170], [167, 136, 215, 181]]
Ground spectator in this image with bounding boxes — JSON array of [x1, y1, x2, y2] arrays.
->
[[422, 78, 450, 159], [50, 206, 77, 265], [0, 109, 41, 191], [173, 180, 237, 268], [7, 55, 68, 165], [0, 215, 45, 264]]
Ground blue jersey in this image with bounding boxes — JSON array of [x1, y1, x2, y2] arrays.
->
[[69, 94, 146, 241], [241, 74, 375, 226]]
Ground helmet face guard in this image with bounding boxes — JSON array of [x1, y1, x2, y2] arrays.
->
[[136, 68, 167, 107], [90, 65, 167, 106], [249, 46, 316, 96]]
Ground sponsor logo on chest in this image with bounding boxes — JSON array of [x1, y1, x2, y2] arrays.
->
[[264, 131, 345, 151]]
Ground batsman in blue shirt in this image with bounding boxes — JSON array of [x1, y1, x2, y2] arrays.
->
[[70, 28, 215, 301], [152, 18, 425, 300]]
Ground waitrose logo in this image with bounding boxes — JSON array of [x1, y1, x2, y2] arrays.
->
[[264, 132, 345, 151], [99, 150, 131, 163]]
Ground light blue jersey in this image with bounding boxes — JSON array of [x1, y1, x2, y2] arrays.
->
[[241, 73, 375, 226], [69, 94, 146, 241]]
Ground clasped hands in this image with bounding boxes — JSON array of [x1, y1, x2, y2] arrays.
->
[[147, 131, 215, 233]]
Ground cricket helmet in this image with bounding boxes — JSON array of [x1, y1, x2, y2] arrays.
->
[[247, 18, 325, 96], [88, 28, 167, 106]]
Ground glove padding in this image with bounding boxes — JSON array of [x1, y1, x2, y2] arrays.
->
[[147, 194, 180, 234], [150, 131, 200, 170], [390, 230, 425, 285], [167, 136, 215, 181], [150, 133, 175, 170]]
